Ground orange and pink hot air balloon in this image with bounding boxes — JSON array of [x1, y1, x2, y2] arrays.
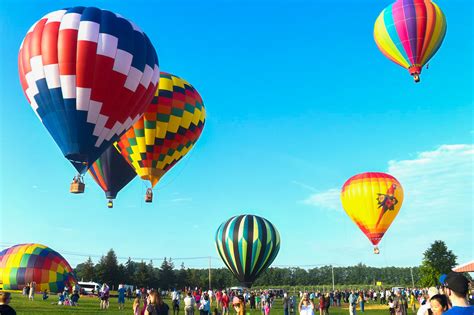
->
[[374, 0, 447, 83], [340, 172, 404, 254]]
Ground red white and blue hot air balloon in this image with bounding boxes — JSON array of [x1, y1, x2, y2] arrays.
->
[[18, 7, 159, 191]]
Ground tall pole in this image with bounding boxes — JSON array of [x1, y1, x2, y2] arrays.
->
[[208, 256, 212, 289], [410, 267, 415, 288], [332, 266, 335, 291]]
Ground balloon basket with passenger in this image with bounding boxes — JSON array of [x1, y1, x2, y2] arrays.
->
[[70, 175, 85, 194], [145, 188, 153, 203]]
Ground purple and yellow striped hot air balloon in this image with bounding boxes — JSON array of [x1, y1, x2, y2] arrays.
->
[[374, 0, 447, 83]]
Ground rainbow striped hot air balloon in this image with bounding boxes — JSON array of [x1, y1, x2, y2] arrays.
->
[[374, 0, 447, 82], [340, 172, 404, 254], [0, 244, 76, 292], [215, 214, 280, 287]]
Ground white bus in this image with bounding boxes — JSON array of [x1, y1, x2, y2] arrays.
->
[[78, 281, 101, 295]]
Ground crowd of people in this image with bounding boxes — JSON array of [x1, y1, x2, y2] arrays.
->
[[1, 272, 472, 315], [125, 272, 472, 315]]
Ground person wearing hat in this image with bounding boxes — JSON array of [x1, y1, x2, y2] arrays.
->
[[443, 272, 473, 315], [417, 287, 439, 315]]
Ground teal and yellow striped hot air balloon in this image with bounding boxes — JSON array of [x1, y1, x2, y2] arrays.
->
[[215, 214, 280, 287]]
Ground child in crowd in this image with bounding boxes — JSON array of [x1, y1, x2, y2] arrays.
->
[[388, 297, 395, 315]]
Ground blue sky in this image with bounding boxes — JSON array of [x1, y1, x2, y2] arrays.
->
[[0, 0, 472, 270]]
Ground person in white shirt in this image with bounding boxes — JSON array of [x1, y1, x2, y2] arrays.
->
[[184, 291, 196, 315], [172, 289, 181, 315]]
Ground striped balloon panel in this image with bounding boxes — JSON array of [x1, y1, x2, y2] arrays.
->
[[0, 243, 76, 292], [88, 145, 136, 199], [341, 172, 404, 245], [215, 215, 280, 287], [18, 7, 159, 173], [374, 0, 446, 71], [115, 72, 206, 187]]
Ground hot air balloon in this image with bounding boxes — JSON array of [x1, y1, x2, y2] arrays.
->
[[88, 145, 136, 208], [18, 7, 160, 193], [0, 243, 76, 292], [340, 172, 404, 254], [374, 0, 447, 83], [115, 72, 206, 202], [215, 214, 281, 287]]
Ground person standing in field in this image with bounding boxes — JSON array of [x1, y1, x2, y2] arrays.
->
[[208, 289, 214, 308], [358, 292, 365, 312], [133, 297, 142, 315], [118, 284, 126, 310], [0, 292, 16, 315], [409, 292, 417, 313], [199, 294, 211, 315], [349, 291, 357, 315], [145, 291, 170, 315], [324, 293, 331, 315], [393, 290, 407, 315], [283, 293, 290, 315], [221, 291, 230, 315], [319, 294, 326, 315], [172, 289, 181, 315], [100, 283, 110, 309], [442, 272, 474, 315], [215, 290, 222, 310], [299, 292, 315, 315], [184, 291, 196, 315], [28, 281, 36, 300]]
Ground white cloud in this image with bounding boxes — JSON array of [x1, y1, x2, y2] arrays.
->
[[387, 144, 473, 225], [291, 180, 317, 192], [303, 188, 340, 211]]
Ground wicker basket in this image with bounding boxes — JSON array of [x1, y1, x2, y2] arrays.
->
[[70, 182, 85, 194]]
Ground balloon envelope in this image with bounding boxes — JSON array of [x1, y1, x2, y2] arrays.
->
[[18, 7, 160, 173], [374, 0, 446, 80], [340, 172, 404, 246], [215, 214, 280, 287], [0, 243, 76, 292], [116, 72, 206, 188], [88, 145, 136, 200]]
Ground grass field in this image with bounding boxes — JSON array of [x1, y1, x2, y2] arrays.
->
[[5, 291, 407, 315]]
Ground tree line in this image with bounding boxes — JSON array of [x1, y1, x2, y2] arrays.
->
[[74, 250, 426, 290], [74, 241, 460, 290]]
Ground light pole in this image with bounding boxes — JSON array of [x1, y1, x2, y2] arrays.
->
[[208, 256, 212, 289], [332, 266, 335, 291]]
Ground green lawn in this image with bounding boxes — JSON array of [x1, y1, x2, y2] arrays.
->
[[7, 291, 400, 315]]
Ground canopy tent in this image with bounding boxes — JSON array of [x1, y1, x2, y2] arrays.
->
[[452, 261, 474, 273]]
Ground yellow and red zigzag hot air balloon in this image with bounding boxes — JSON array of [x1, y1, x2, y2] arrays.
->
[[115, 72, 206, 202], [340, 172, 404, 254], [374, 0, 447, 83]]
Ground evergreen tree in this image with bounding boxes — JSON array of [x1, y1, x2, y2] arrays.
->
[[135, 261, 150, 288], [125, 258, 137, 285], [75, 256, 96, 282], [96, 249, 120, 289], [159, 258, 175, 289]]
